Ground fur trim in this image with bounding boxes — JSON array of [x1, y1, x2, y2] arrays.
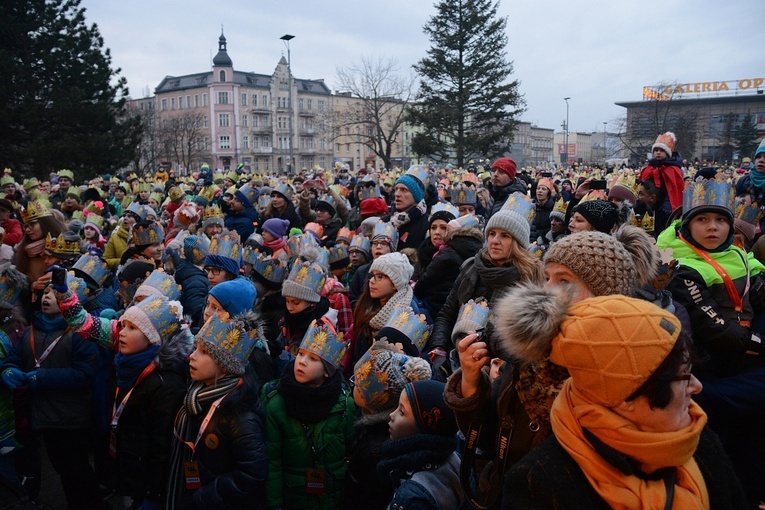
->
[[616, 200, 634, 226], [442, 226, 484, 245], [356, 410, 392, 427], [494, 283, 572, 363], [155, 325, 193, 371], [0, 263, 28, 298], [613, 224, 659, 286], [233, 309, 270, 356]]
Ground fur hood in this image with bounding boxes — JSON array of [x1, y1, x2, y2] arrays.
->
[[442, 226, 484, 245], [155, 325, 193, 371], [494, 283, 572, 364], [613, 224, 659, 287]]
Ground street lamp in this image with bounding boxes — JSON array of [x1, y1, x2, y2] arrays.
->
[[563, 97, 570, 166], [280, 34, 295, 175]]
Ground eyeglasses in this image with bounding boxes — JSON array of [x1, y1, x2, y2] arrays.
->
[[370, 240, 389, 248], [673, 364, 693, 387], [23, 221, 39, 230], [205, 267, 223, 276], [367, 272, 389, 282]]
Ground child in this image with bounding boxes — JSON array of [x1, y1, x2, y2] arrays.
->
[[380, 380, 462, 510], [49, 266, 192, 509], [166, 315, 267, 509], [82, 213, 106, 253], [262, 322, 356, 510], [261, 218, 290, 258]]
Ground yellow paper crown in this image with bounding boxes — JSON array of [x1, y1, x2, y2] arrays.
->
[[45, 233, 81, 256], [21, 200, 53, 223]]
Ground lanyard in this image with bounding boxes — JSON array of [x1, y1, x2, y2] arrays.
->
[[679, 232, 750, 314], [111, 362, 157, 427], [175, 379, 242, 456], [30, 326, 69, 368]]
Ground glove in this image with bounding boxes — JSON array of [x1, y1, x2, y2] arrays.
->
[[1, 368, 27, 390], [49, 266, 68, 293], [25, 370, 38, 389]]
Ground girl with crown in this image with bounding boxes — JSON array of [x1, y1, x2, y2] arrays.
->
[[16, 201, 65, 287]]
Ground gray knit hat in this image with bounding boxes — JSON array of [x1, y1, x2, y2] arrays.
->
[[369, 252, 413, 291], [484, 210, 531, 248], [281, 261, 326, 303]]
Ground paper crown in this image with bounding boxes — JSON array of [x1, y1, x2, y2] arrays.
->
[[183, 234, 210, 266], [328, 245, 349, 265], [449, 213, 480, 230], [360, 186, 382, 200], [237, 183, 258, 204], [316, 194, 337, 213], [72, 253, 111, 288], [379, 307, 431, 353], [0, 264, 25, 308], [552, 197, 567, 215], [197, 185, 218, 203], [501, 192, 536, 223], [57, 169, 74, 180], [646, 247, 678, 294], [125, 202, 148, 220], [126, 172, 139, 181], [683, 178, 735, 217], [251, 252, 288, 284], [138, 269, 181, 301], [71, 210, 86, 223], [167, 186, 185, 202], [453, 298, 492, 341], [132, 222, 164, 246], [21, 200, 53, 223], [336, 227, 353, 243], [247, 233, 265, 248], [225, 171, 238, 183], [735, 200, 763, 226], [196, 314, 256, 375], [349, 234, 371, 255], [0, 176, 15, 187], [610, 172, 638, 197], [299, 322, 347, 368], [203, 204, 224, 221], [452, 185, 477, 206], [287, 232, 319, 259], [273, 183, 294, 201], [631, 211, 655, 232], [134, 295, 182, 341], [405, 165, 430, 188], [579, 190, 608, 203], [209, 232, 243, 263], [286, 261, 326, 293], [45, 233, 81, 258], [84, 215, 104, 231], [23, 178, 39, 191], [136, 182, 152, 193], [258, 194, 271, 208], [431, 202, 460, 218], [65, 272, 91, 304], [65, 187, 81, 199], [372, 221, 399, 247]]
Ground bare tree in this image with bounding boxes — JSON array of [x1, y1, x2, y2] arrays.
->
[[159, 112, 208, 172], [132, 107, 163, 174], [334, 56, 416, 169]]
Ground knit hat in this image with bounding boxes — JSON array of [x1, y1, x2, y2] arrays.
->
[[135, 269, 181, 301], [395, 174, 425, 203], [208, 277, 257, 317], [607, 184, 637, 204], [491, 157, 517, 180], [204, 232, 243, 277], [183, 235, 210, 266], [429, 202, 459, 226], [369, 252, 413, 291], [195, 315, 255, 376], [572, 200, 619, 234], [451, 298, 492, 342], [360, 197, 390, 217], [262, 218, 290, 239], [404, 380, 457, 436], [353, 341, 432, 413], [484, 210, 531, 249], [544, 225, 658, 297], [652, 132, 677, 157], [121, 295, 183, 346], [282, 261, 326, 303], [375, 307, 431, 356], [550, 296, 680, 407], [755, 139, 765, 159]]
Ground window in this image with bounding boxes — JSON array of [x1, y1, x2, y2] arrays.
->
[[346, 143, 350, 153], [203, 116, 209, 128], [219, 70, 226, 82], [241, 93, 247, 106], [220, 135, 231, 149], [262, 136, 271, 148], [178, 96, 183, 108], [320, 138, 326, 150], [197, 139, 204, 150], [242, 114, 248, 128], [203, 94, 209, 106], [336, 143, 341, 151], [252, 115, 259, 128], [170, 97, 175, 110], [219, 114, 230, 127], [307, 100, 312, 110], [252, 94, 257, 106], [318, 100, 325, 112], [204, 137, 210, 150], [242, 136, 249, 149], [299, 99, 304, 110], [262, 95, 269, 108], [218, 91, 229, 104], [161, 99, 167, 111], [252, 136, 259, 148], [186, 96, 191, 108], [194, 95, 199, 107], [278, 116, 285, 129]]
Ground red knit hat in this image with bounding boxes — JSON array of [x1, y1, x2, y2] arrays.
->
[[491, 158, 517, 180], [360, 197, 389, 217]]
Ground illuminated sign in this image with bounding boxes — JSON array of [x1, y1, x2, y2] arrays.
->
[[643, 78, 764, 100]]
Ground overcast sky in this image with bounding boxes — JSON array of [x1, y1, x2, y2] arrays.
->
[[79, 0, 762, 135]]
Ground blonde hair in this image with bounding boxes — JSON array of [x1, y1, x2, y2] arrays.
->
[[482, 237, 544, 285]]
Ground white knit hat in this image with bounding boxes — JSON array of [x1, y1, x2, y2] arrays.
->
[[370, 252, 413, 291], [484, 210, 531, 248]]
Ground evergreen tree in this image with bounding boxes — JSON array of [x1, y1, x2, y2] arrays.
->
[[408, 0, 525, 167], [0, 0, 141, 180], [734, 113, 759, 159]]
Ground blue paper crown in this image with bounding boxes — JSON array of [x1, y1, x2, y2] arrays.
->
[[183, 235, 210, 266], [502, 192, 536, 223], [431, 202, 459, 218], [273, 183, 294, 201], [138, 269, 181, 301], [126, 202, 148, 220], [208, 232, 243, 264], [196, 314, 256, 369], [372, 221, 399, 247], [405, 165, 430, 188], [288, 233, 319, 260], [72, 253, 111, 288], [349, 235, 371, 255], [453, 298, 492, 340], [237, 183, 258, 204], [132, 222, 164, 246], [66, 273, 91, 304], [360, 186, 382, 200], [242, 246, 260, 266], [252, 253, 288, 283], [380, 307, 431, 352], [315, 247, 329, 271], [286, 261, 326, 295], [450, 214, 480, 229], [328, 245, 349, 264], [135, 295, 182, 340], [258, 194, 271, 208], [247, 232, 264, 247], [299, 323, 347, 367], [683, 178, 735, 217], [735, 200, 763, 226], [317, 194, 337, 213], [452, 185, 477, 206]]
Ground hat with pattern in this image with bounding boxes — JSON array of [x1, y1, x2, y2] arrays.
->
[[135, 269, 181, 301], [205, 232, 243, 276], [299, 321, 348, 371], [282, 261, 326, 303], [195, 315, 255, 375], [183, 235, 211, 266], [121, 295, 183, 346]]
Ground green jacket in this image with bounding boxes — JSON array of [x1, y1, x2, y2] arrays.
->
[[262, 381, 356, 510], [103, 225, 130, 271]]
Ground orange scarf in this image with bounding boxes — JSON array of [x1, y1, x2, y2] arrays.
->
[[550, 380, 710, 509]]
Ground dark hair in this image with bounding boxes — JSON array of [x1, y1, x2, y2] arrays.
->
[[16, 214, 66, 275], [640, 179, 659, 197], [626, 328, 696, 409]]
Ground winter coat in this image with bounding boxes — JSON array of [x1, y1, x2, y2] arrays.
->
[[345, 413, 393, 510], [1, 218, 22, 247], [487, 180, 528, 219], [503, 426, 747, 510], [414, 227, 484, 315], [348, 262, 371, 308], [104, 224, 130, 271], [181, 371, 268, 510], [175, 259, 211, 329], [319, 217, 344, 248], [414, 237, 439, 279], [298, 188, 350, 229], [2, 314, 96, 431], [529, 196, 555, 244], [225, 205, 260, 243], [395, 211, 430, 252], [261, 373, 356, 510], [261, 201, 302, 233]]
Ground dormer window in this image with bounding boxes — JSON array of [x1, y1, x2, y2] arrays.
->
[[219, 70, 226, 82]]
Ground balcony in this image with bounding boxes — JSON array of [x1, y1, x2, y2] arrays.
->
[[299, 127, 316, 135], [252, 125, 272, 133], [251, 147, 273, 154], [298, 109, 316, 117], [252, 106, 271, 113]]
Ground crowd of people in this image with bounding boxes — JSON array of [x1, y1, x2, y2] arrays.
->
[[0, 132, 762, 509]]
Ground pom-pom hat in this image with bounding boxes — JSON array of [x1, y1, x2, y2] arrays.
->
[[652, 132, 677, 157], [121, 295, 183, 346], [262, 218, 290, 239]]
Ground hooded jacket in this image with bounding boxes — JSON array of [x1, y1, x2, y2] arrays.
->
[[174, 259, 210, 329], [487, 179, 528, 218]]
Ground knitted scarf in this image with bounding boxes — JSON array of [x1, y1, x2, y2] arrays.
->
[[749, 169, 765, 189], [24, 239, 46, 258], [166, 375, 242, 509], [377, 434, 456, 481], [278, 361, 343, 424], [390, 200, 427, 229], [369, 285, 413, 331], [263, 237, 287, 254], [114, 344, 160, 390], [473, 250, 522, 290], [550, 380, 709, 509]]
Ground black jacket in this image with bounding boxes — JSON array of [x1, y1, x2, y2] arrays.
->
[[175, 260, 211, 329], [529, 197, 555, 244], [488, 180, 528, 218]]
